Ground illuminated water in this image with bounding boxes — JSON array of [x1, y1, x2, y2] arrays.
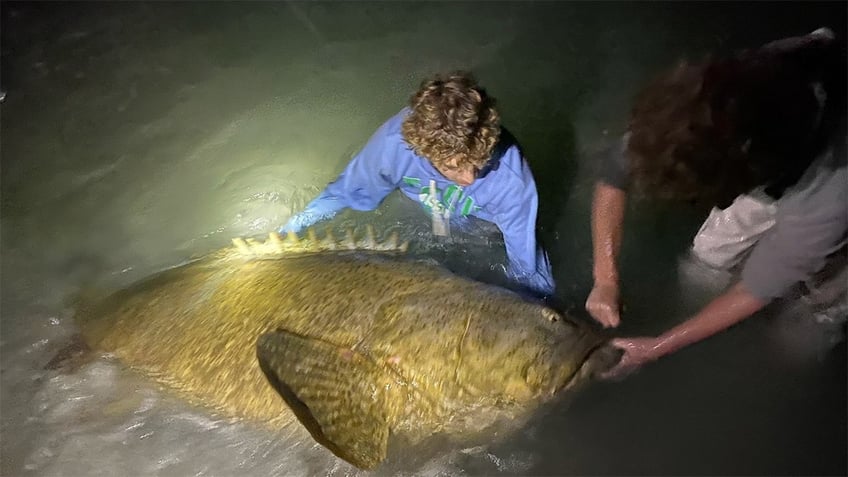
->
[[2, 2, 845, 475]]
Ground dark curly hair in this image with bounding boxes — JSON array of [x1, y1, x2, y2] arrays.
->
[[401, 72, 501, 170], [627, 44, 836, 208]]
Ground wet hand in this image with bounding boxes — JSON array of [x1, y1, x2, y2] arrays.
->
[[586, 282, 621, 328], [600, 337, 662, 380]]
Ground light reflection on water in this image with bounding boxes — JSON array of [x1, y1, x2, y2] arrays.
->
[[1, 2, 845, 476]]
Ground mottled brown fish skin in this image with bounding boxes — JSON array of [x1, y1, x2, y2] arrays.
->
[[74, 233, 610, 466]]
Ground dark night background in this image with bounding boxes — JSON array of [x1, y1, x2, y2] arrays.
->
[[1, 2, 846, 475]]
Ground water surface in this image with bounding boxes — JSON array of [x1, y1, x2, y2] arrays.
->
[[2, 2, 845, 475]]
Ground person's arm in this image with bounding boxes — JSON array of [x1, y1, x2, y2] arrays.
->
[[586, 134, 631, 327], [607, 154, 846, 377], [587, 182, 627, 327], [605, 282, 766, 377], [759, 27, 834, 57], [281, 118, 403, 233], [493, 163, 555, 298], [656, 283, 766, 354], [281, 186, 349, 233]]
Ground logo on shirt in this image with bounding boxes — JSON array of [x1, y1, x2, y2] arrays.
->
[[402, 176, 479, 216]]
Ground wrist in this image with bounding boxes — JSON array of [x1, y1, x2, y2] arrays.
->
[[592, 260, 619, 286]]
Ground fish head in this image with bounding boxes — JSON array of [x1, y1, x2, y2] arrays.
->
[[447, 303, 617, 404]]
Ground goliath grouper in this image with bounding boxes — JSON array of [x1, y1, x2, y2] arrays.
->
[[70, 226, 619, 469]]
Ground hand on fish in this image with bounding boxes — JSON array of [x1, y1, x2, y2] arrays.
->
[[600, 336, 662, 380], [585, 282, 621, 328]]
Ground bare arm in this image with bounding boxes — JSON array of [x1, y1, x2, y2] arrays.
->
[[653, 282, 766, 355], [607, 147, 845, 376], [586, 182, 627, 327], [606, 282, 767, 376]]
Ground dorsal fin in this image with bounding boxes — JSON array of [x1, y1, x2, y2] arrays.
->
[[229, 225, 409, 258]]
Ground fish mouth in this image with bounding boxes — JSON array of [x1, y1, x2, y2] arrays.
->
[[561, 340, 623, 392], [582, 342, 624, 377]]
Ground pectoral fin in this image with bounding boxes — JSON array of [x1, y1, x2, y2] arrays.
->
[[256, 330, 394, 470]]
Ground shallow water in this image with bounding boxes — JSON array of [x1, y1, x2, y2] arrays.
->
[[1, 2, 845, 476]]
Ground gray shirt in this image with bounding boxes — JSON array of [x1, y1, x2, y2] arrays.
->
[[595, 132, 631, 190], [741, 130, 847, 301], [596, 128, 847, 302]]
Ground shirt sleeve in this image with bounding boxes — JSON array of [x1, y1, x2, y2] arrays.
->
[[281, 119, 403, 233], [595, 133, 631, 190], [492, 160, 556, 297], [742, 146, 847, 301], [756, 28, 836, 77]]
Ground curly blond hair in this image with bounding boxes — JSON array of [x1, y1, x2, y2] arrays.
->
[[401, 72, 501, 170]]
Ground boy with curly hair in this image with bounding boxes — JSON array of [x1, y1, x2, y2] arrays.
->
[[281, 72, 554, 297]]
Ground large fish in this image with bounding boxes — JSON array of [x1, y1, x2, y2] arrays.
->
[[70, 226, 619, 469]]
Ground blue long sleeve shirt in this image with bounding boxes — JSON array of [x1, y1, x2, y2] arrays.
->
[[282, 108, 555, 296]]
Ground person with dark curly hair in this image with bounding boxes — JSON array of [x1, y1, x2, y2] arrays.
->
[[585, 28, 847, 376], [281, 72, 555, 296]]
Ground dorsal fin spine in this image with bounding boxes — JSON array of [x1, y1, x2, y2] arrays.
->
[[230, 226, 408, 257]]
